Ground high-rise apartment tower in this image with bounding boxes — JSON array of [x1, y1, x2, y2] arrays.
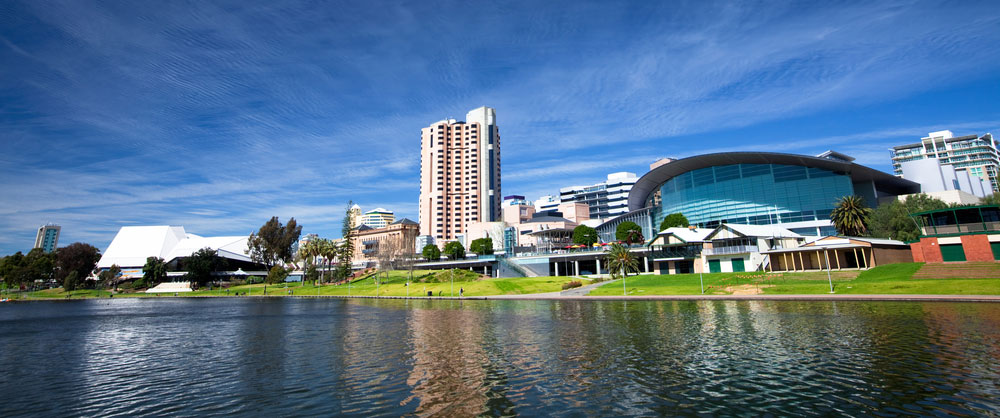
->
[[34, 223, 60, 253], [419, 106, 501, 241], [891, 130, 999, 193]]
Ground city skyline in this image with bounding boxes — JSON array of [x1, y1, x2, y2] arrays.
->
[[1, 1, 999, 254]]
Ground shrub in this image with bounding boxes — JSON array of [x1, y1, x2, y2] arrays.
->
[[562, 280, 583, 290]]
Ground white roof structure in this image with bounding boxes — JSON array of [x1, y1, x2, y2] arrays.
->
[[709, 224, 803, 239], [97, 226, 250, 269], [656, 227, 712, 242]]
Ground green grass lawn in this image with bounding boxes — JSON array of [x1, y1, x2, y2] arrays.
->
[[590, 263, 1000, 296], [18, 270, 578, 299], [15, 264, 998, 299]]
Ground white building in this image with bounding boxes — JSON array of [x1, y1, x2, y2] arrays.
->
[[97, 226, 252, 278], [34, 223, 61, 253], [559, 172, 638, 221], [533, 195, 560, 212], [361, 208, 394, 229], [891, 130, 999, 193], [899, 157, 990, 200]]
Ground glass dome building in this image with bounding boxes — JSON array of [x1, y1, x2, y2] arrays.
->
[[625, 152, 920, 236]]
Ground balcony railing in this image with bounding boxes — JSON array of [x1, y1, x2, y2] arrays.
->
[[703, 245, 758, 256], [920, 221, 1000, 236]]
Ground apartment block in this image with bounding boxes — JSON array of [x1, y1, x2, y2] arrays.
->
[[891, 130, 999, 193], [418, 106, 501, 241], [34, 224, 60, 253]]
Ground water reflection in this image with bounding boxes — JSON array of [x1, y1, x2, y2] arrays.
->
[[0, 299, 997, 416]]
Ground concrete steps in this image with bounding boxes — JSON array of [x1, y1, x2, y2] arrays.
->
[[912, 262, 1000, 279]]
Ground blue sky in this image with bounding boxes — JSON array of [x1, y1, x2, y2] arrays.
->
[[1, 0, 999, 254]]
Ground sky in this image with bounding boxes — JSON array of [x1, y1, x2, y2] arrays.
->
[[1, 0, 999, 255]]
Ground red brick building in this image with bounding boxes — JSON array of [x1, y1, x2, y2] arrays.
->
[[908, 206, 1000, 262]]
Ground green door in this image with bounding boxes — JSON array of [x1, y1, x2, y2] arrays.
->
[[708, 259, 721, 273], [731, 258, 745, 272], [940, 244, 967, 262], [991, 242, 1000, 261]]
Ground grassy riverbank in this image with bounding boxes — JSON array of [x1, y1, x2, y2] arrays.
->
[[8, 263, 998, 300], [15, 269, 576, 299], [590, 263, 1000, 296]]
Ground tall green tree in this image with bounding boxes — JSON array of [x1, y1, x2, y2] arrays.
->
[[142, 256, 167, 287], [54, 242, 101, 283], [97, 265, 121, 290], [247, 217, 303, 266], [831, 195, 873, 236], [615, 221, 645, 245], [572, 225, 599, 246], [869, 194, 949, 241], [337, 201, 356, 281], [443, 241, 465, 260], [422, 244, 441, 261], [659, 213, 689, 231], [469, 237, 494, 255], [185, 248, 226, 288]]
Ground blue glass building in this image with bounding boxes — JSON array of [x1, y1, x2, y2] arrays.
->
[[622, 152, 919, 237]]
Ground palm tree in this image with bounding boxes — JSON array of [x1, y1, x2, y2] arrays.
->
[[319, 239, 338, 284], [604, 243, 639, 295], [831, 195, 873, 236]]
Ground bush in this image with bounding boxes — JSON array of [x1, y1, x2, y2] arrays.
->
[[562, 280, 583, 290], [266, 266, 288, 284], [63, 270, 80, 292]]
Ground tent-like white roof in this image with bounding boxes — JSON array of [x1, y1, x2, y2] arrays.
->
[[656, 227, 712, 243], [97, 226, 251, 269], [709, 224, 802, 239]]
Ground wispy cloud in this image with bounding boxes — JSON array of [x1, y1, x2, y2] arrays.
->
[[1, 0, 999, 253]]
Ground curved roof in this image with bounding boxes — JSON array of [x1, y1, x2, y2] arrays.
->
[[628, 152, 920, 211]]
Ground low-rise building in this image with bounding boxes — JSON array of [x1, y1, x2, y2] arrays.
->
[[764, 236, 912, 271], [351, 218, 419, 267], [908, 205, 1000, 262]]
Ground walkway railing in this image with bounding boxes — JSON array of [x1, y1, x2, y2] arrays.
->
[[703, 245, 758, 256]]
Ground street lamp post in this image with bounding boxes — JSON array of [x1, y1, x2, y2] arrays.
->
[[825, 250, 835, 293], [699, 270, 705, 294]]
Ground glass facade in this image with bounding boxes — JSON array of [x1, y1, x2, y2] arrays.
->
[[647, 164, 853, 228]]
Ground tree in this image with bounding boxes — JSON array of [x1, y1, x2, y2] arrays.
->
[[982, 194, 1000, 205], [422, 244, 441, 261], [336, 202, 356, 281], [54, 243, 101, 283], [63, 270, 80, 292], [97, 265, 121, 290], [831, 195, 874, 236], [604, 243, 639, 285], [142, 256, 167, 287], [615, 221, 645, 245], [659, 213, 689, 231], [266, 265, 289, 284], [185, 247, 226, 288], [469, 237, 494, 255], [247, 217, 303, 267], [572, 225, 599, 246], [319, 238, 338, 283], [869, 194, 949, 241], [443, 241, 465, 260]]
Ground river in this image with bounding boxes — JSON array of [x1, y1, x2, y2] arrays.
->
[[1, 298, 998, 416]]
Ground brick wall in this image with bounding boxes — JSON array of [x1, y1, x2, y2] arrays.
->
[[910, 242, 925, 262], [917, 237, 944, 263], [960, 234, 994, 262]]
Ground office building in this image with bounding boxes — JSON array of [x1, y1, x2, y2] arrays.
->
[[899, 157, 990, 199], [34, 224, 60, 253], [559, 172, 637, 221], [418, 106, 501, 241], [891, 130, 999, 193], [361, 208, 394, 229]]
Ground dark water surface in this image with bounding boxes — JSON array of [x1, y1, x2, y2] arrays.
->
[[1, 298, 998, 416]]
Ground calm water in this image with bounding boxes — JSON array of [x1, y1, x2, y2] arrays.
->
[[1, 298, 998, 417]]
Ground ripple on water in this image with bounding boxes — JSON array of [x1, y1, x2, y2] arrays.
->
[[1, 299, 999, 416]]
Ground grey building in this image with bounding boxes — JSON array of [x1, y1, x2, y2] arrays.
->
[[559, 172, 637, 221], [34, 224, 60, 253]]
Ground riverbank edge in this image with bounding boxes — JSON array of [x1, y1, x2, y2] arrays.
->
[[8, 293, 1000, 302]]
